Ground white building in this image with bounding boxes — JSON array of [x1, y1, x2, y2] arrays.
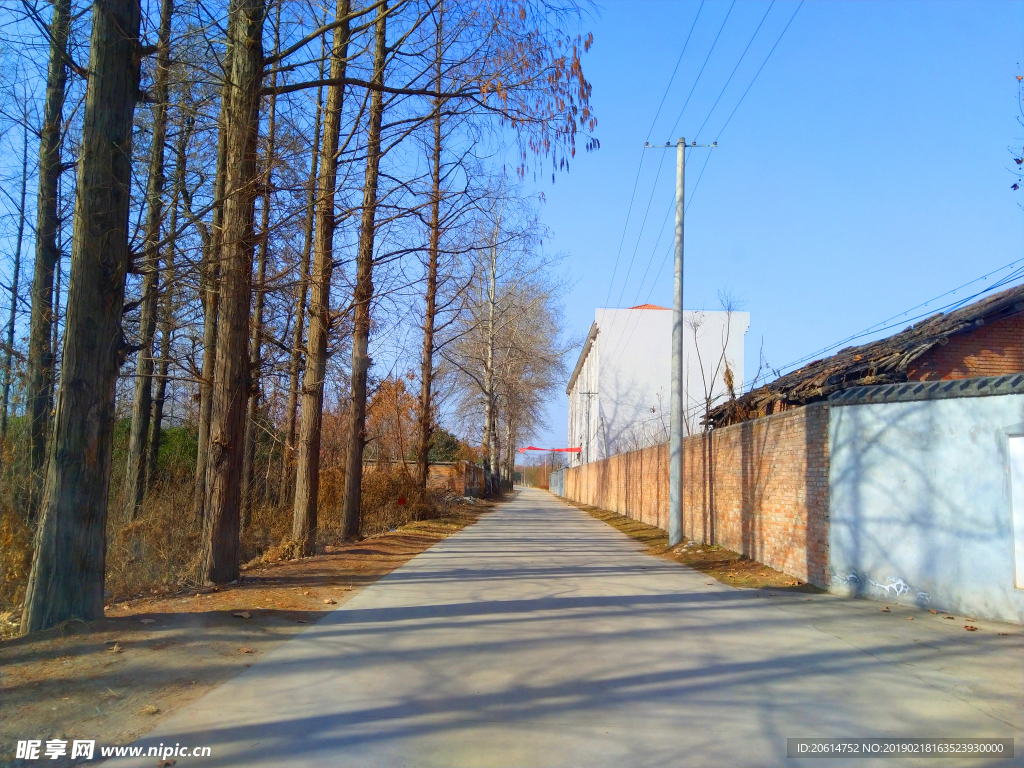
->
[[566, 304, 749, 466]]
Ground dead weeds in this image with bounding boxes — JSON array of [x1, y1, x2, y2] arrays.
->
[[0, 500, 490, 768], [572, 501, 823, 593]]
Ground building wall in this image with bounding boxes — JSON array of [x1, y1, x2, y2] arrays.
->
[[567, 329, 602, 466], [423, 461, 483, 497], [908, 313, 1023, 380], [829, 394, 1024, 623], [559, 403, 830, 587], [567, 307, 749, 465]]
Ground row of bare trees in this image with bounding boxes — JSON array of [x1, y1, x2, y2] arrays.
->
[[0, 0, 595, 633]]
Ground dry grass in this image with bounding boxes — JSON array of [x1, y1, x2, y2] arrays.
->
[[0, 505, 33, 617], [2, 452, 467, 638], [572, 501, 823, 593], [1, 498, 490, 767]]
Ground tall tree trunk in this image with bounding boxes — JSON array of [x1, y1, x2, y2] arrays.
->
[[1, 115, 30, 455], [415, 5, 444, 494], [482, 245, 496, 494], [200, 0, 266, 584], [504, 419, 513, 485], [292, 0, 350, 555], [241, 4, 280, 528], [341, 0, 387, 542], [25, 0, 71, 515], [192, 46, 234, 523], [123, 0, 174, 519], [148, 112, 193, 491], [280, 76, 322, 509], [20, 0, 142, 634]]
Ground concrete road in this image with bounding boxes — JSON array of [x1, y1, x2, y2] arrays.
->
[[124, 488, 1022, 767]]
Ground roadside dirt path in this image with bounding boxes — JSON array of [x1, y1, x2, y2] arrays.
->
[[1, 503, 488, 767]]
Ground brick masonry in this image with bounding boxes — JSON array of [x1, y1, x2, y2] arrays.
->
[[908, 313, 1023, 380], [562, 403, 831, 588]]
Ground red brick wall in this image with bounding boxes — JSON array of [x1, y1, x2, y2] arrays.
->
[[908, 313, 1023, 380], [562, 403, 830, 587], [427, 461, 484, 497]]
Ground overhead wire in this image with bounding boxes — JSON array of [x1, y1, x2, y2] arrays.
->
[[600, 4, 740, 367], [744, 258, 1024, 391], [667, 1, 736, 140], [684, 0, 804, 214], [693, 1, 775, 143], [604, 1, 789, 370], [602, 2, 706, 309], [612, 148, 669, 309]]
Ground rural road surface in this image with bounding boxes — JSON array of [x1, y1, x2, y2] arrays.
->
[[124, 488, 1022, 767]]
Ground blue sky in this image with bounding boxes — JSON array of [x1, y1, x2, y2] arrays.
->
[[524, 0, 1024, 450]]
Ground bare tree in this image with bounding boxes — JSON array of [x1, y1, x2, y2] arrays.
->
[[123, 0, 176, 519], [1, 106, 31, 454], [21, 0, 143, 633], [24, 0, 71, 514], [280, 72, 323, 509], [200, 0, 267, 584], [685, 291, 742, 433], [241, 1, 282, 528], [414, 2, 447, 494], [147, 107, 196, 491], [340, 0, 388, 542], [292, 0, 351, 555]]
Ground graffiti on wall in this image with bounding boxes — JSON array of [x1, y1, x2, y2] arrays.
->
[[832, 570, 931, 605]]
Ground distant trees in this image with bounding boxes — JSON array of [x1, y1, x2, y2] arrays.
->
[[444, 191, 571, 493], [3, 0, 596, 632]]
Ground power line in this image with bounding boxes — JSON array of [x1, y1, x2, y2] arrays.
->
[[603, 1, 804, 377], [694, 1, 775, 143], [667, 1, 736, 140], [714, 0, 804, 142], [602, 2, 706, 309], [603, 2, 737, 357], [613, 148, 669, 309], [605, 4, 782, 370], [646, 0, 705, 143], [744, 260, 1024, 391], [674, 0, 804, 220]]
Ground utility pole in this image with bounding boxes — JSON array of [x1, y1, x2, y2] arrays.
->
[[669, 137, 686, 547], [646, 137, 715, 547]]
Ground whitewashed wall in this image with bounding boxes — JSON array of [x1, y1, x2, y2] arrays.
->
[[566, 307, 748, 465], [830, 393, 1024, 623]]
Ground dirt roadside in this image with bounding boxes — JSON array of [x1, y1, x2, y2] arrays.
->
[[568, 500, 823, 593], [1, 501, 490, 767]]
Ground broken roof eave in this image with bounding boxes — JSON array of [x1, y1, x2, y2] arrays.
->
[[706, 284, 1024, 428]]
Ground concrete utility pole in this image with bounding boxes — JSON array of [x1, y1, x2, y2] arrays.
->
[[646, 137, 715, 547], [668, 137, 686, 547]]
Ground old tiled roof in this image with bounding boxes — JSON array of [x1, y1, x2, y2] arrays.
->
[[628, 304, 669, 310], [707, 283, 1024, 427]]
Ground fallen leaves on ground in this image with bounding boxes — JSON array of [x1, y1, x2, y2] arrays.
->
[[573, 502, 823, 592], [1, 501, 491, 762], [238, 647, 255, 654], [965, 625, 978, 632]]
